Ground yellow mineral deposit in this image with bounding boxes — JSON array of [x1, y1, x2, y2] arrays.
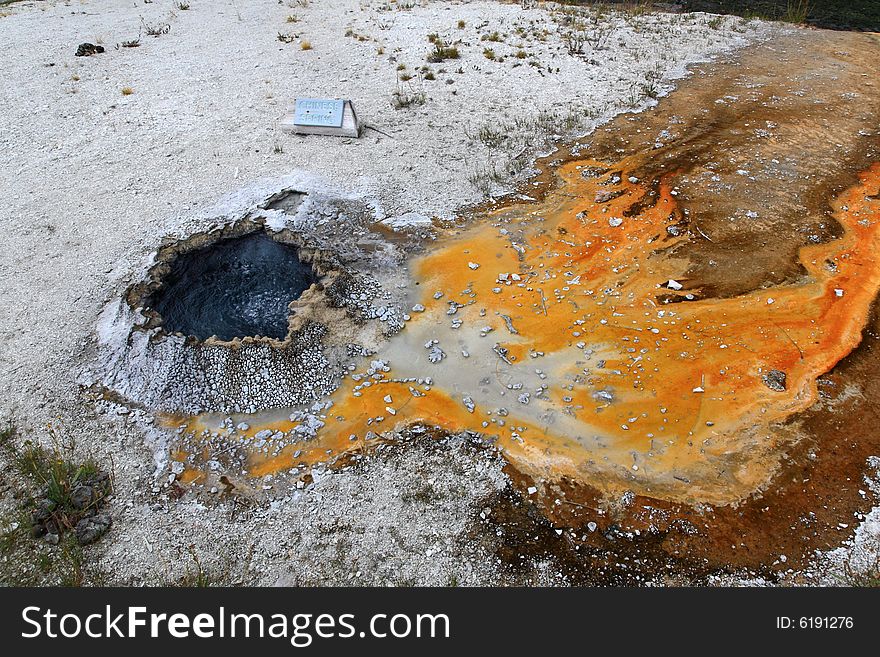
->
[[175, 157, 880, 507]]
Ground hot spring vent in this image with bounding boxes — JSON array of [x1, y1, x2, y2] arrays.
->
[[146, 233, 318, 341]]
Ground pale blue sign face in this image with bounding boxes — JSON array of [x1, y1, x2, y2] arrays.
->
[[294, 98, 344, 127]]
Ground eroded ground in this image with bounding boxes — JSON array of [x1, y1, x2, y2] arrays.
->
[[166, 28, 880, 578]]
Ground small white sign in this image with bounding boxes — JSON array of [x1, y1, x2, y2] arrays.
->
[[282, 98, 360, 138]]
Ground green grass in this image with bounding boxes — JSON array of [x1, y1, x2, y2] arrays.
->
[[0, 423, 109, 536], [0, 423, 102, 586], [14, 440, 101, 512]]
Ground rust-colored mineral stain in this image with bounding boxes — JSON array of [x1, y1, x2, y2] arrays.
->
[[176, 157, 880, 507]]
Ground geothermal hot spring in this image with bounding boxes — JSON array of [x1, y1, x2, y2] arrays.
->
[[149, 154, 880, 516], [146, 233, 319, 342]]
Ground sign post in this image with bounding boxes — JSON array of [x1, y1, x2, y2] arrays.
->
[[282, 98, 360, 138]]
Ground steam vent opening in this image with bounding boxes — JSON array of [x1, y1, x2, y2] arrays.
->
[[146, 232, 319, 341]]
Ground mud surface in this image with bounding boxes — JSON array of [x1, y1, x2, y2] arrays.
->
[[146, 233, 319, 342]]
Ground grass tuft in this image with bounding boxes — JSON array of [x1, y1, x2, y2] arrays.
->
[[427, 40, 459, 63], [783, 0, 810, 23]]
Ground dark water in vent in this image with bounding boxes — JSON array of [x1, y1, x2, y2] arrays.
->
[[146, 233, 318, 341]]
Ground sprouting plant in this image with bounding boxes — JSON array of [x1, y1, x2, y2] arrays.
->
[[141, 18, 171, 37], [427, 40, 459, 63], [640, 81, 658, 99], [563, 29, 585, 55], [391, 86, 426, 109]]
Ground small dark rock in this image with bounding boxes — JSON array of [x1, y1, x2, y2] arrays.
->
[[762, 369, 787, 392], [75, 43, 105, 57], [31, 498, 56, 525], [30, 523, 46, 539], [75, 513, 112, 545], [70, 485, 94, 510]]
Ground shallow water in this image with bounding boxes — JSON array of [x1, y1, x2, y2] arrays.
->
[[147, 233, 318, 341], [173, 159, 880, 507]]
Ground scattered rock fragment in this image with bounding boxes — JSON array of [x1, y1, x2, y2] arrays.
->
[[75, 43, 105, 57], [595, 189, 617, 203], [499, 314, 518, 335], [69, 485, 95, 510], [75, 513, 112, 546], [592, 389, 614, 403], [427, 344, 446, 363], [762, 369, 787, 392]]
